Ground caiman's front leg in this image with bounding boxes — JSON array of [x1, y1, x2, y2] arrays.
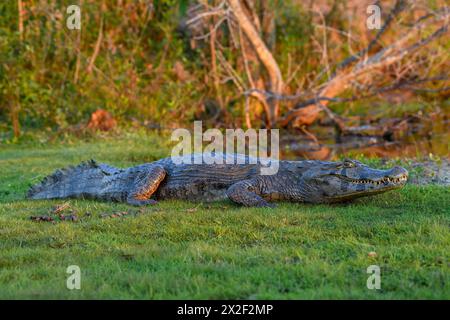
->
[[127, 165, 166, 206], [226, 179, 275, 208]]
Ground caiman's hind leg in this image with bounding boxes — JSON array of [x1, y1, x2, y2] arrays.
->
[[226, 180, 275, 208], [127, 165, 166, 206]]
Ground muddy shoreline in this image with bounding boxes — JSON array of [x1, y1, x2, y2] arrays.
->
[[401, 159, 450, 186]]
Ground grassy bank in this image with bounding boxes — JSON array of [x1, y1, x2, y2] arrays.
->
[[0, 133, 448, 299]]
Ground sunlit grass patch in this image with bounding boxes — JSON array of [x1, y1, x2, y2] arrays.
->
[[0, 134, 448, 299]]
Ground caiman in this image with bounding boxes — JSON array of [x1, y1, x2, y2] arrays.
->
[[27, 153, 408, 207]]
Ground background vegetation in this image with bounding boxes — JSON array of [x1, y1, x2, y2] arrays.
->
[[0, 0, 448, 142]]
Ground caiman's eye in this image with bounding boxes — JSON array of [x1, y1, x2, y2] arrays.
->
[[343, 160, 355, 168]]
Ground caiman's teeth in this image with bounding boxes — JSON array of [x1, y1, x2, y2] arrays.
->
[[349, 174, 407, 185]]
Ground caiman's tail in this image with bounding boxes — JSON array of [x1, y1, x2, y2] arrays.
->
[[27, 160, 104, 200]]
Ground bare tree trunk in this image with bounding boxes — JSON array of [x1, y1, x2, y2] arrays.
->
[[237, 8, 266, 126], [11, 103, 21, 139], [260, 0, 276, 52], [18, 0, 24, 41], [209, 24, 223, 109], [87, 16, 104, 74], [74, 0, 83, 83], [227, 0, 283, 127], [13, 0, 24, 138]]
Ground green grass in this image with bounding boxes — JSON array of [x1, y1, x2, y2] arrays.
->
[[0, 133, 449, 299]]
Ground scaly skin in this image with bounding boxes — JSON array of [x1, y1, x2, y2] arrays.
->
[[28, 154, 408, 207]]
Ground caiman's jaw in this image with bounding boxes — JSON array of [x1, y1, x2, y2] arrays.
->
[[305, 160, 409, 203], [336, 172, 408, 186], [327, 170, 408, 202]]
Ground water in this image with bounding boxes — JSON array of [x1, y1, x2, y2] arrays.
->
[[280, 116, 449, 160]]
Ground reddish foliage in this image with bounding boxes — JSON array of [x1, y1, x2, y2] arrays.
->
[[87, 109, 117, 131]]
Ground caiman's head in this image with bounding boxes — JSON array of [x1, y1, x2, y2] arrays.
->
[[299, 159, 408, 203]]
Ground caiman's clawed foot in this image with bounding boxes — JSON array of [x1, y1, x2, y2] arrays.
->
[[126, 165, 166, 206], [226, 180, 275, 208]]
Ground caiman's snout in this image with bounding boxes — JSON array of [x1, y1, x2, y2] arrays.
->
[[314, 163, 409, 203], [383, 166, 408, 185], [353, 166, 408, 187]]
